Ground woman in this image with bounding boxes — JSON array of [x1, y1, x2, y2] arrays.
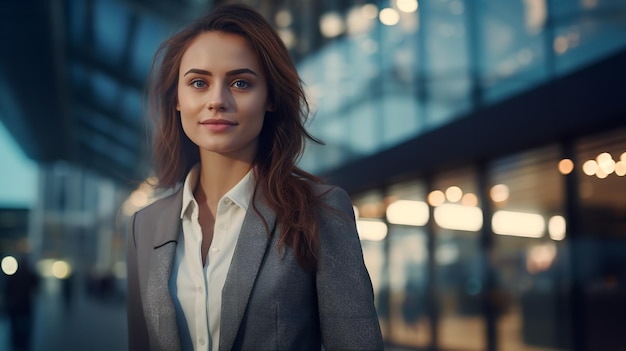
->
[[126, 4, 383, 351]]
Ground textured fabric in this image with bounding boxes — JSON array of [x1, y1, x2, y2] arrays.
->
[[170, 165, 254, 351], [126, 182, 384, 351]]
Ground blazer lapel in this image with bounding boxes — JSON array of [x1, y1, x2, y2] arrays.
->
[[219, 192, 276, 351], [144, 188, 184, 351]]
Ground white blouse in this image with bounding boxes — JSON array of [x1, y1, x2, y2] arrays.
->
[[169, 164, 255, 351]]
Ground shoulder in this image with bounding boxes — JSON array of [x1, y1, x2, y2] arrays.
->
[[311, 182, 351, 205], [309, 183, 354, 221], [132, 186, 182, 224]]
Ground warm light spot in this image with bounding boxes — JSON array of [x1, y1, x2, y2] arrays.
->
[[434, 204, 483, 232], [490, 184, 509, 203], [597, 152, 615, 175], [1, 256, 18, 276], [523, 0, 547, 34], [445, 186, 463, 203], [548, 215, 566, 241], [396, 0, 418, 13], [526, 243, 557, 274], [361, 3, 379, 19], [379, 8, 400, 26], [620, 152, 626, 163], [356, 219, 388, 241], [596, 167, 608, 179], [37, 258, 55, 277], [558, 159, 574, 175], [386, 200, 429, 226], [582, 160, 598, 176], [493, 210, 545, 238], [554, 36, 568, 54], [427, 190, 446, 207], [461, 193, 478, 207], [615, 161, 626, 176], [51, 260, 71, 279], [320, 12, 345, 38], [347, 6, 375, 35], [130, 190, 148, 208], [275, 9, 293, 28], [278, 29, 296, 49], [359, 202, 385, 218]]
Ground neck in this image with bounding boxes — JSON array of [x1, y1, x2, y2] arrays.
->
[[194, 150, 254, 208]]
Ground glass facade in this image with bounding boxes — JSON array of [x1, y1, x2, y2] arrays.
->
[[488, 146, 571, 351], [297, 0, 626, 174], [355, 128, 626, 350]]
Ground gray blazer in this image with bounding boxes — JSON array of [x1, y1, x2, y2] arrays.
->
[[126, 183, 383, 351]]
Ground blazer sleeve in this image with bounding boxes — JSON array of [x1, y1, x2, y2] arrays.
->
[[316, 186, 384, 350], [126, 212, 150, 351]]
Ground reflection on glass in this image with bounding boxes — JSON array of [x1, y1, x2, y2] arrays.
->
[[434, 204, 483, 232], [386, 200, 429, 226], [385, 181, 431, 348], [388, 225, 430, 347], [488, 146, 570, 351], [356, 219, 388, 241], [576, 128, 626, 349], [492, 210, 545, 238], [433, 169, 485, 351]]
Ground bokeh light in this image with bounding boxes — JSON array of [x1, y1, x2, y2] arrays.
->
[[379, 8, 400, 26], [558, 158, 574, 175], [1, 256, 18, 275]]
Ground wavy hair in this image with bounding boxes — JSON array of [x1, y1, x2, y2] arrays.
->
[[147, 3, 325, 270]]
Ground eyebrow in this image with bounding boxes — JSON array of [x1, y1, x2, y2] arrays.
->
[[183, 68, 258, 77]]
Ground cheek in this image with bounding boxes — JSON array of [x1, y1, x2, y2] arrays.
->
[[178, 111, 196, 138]]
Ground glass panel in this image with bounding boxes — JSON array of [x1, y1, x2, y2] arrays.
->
[[576, 127, 626, 350], [386, 181, 431, 348], [488, 146, 571, 351], [432, 168, 485, 351], [423, 0, 472, 128], [381, 7, 422, 148], [479, 0, 550, 104], [553, 1, 626, 76]]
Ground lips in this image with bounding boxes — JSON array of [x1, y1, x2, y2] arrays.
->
[[200, 119, 237, 125], [199, 118, 237, 132]]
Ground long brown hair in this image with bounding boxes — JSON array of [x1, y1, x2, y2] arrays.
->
[[148, 3, 325, 270]]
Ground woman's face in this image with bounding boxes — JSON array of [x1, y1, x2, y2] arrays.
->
[[177, 31, 270, 161]]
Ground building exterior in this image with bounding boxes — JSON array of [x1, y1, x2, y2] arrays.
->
[[1, 0, 625, 350], [290, 1, 626, 350]]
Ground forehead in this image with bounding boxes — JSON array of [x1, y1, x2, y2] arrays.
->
[[179, 31, 262, 73]]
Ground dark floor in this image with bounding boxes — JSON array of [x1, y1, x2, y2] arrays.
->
[[0, 277, 127, 351]]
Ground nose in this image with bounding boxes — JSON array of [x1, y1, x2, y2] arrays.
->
[[207, 85, 229, 111]]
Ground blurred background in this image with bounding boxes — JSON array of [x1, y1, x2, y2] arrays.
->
[[0, 0, 625, 350]]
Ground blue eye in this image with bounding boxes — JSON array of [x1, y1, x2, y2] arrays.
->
[[232, 80, 249, 89], [191, 79, 206, 88]]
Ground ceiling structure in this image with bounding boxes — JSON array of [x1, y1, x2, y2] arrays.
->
[[0, 0, 331, 188]]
